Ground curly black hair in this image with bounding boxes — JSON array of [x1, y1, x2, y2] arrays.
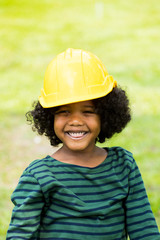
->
[[26, 86, 131, 146]]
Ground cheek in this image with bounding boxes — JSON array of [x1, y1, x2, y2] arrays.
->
[[96, 118, 101, 135], [53, 116, 67, 136], [53, 117, 62, 134], [90, 116, 101, 134]]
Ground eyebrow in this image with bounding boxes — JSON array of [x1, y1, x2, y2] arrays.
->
[[57, 104, 95, 109], [83, 105, 95, 109]]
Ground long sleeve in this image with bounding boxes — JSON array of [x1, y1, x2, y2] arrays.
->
[[125, 158, 160, 240], [6, 169, 45, 240]]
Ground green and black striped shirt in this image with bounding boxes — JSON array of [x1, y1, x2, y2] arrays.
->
[[7, 147, 160, 239]]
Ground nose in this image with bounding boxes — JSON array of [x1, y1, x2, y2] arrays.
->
[[68, 112, 84, 126]]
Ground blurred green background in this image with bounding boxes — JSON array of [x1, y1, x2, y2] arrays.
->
[[0, 0, 160, 238]]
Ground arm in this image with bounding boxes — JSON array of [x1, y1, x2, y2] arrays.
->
[[125, 158, 160, 240], [6, 170, 44, 240]]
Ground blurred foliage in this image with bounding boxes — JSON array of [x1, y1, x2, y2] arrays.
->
[[0, 0, 160, 238]]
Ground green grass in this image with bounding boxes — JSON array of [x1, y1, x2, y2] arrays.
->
[[0, 0, 160, 238]]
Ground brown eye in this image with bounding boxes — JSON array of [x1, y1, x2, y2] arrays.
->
[[83, 111, 94, 114], [83, 110, 96, 116], [55, 110, 69, 116]]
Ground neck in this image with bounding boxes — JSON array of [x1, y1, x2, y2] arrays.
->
[[61, 144, 99, 159], [52, 145, 107, 168]]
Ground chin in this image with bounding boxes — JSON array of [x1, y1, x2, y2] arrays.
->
[[65, 142, 95, 153]]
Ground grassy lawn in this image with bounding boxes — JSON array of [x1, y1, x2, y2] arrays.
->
[[0, 0, 160, 238]]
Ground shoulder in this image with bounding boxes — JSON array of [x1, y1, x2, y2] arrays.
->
[[107, 147, 140, 185], [24, 155, 55, 176], [108, 146, 135, 169], [110, 146, 133, 158]]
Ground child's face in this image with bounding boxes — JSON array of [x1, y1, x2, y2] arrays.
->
[[54, 100, 100, 153]]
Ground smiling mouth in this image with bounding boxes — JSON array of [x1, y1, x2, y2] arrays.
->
[[66, 131, 88, 139]]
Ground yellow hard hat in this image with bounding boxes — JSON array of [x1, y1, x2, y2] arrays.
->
[[39, 48, 117, 108]]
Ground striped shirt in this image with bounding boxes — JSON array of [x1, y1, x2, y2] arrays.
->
[[6, 147, 160, 239]]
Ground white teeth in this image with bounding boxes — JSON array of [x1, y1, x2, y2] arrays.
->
[[68, 132, 86, 138]]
